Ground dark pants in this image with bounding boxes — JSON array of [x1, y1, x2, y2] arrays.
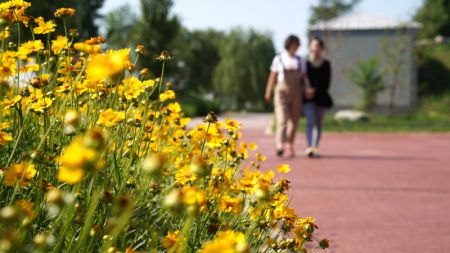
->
[[304, 102, 326, 148]]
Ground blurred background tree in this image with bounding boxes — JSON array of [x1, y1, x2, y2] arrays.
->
[[414, 0, 450, 39], [102, 0, 275, 115], [309, 0, 360, 24], [103, 4, 139, 49], [20, 0, 449, 117], [213, 29, 275, 111], [348, 57, 385, 112], [414, 0, 450, 98], [137, 0, 181, 77]]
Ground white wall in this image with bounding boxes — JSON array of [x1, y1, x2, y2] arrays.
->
[[310, 29, 418, 112]]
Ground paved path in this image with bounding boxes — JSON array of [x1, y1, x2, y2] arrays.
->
[[207, 113, 450, 253], [242, 130, 450, 253]]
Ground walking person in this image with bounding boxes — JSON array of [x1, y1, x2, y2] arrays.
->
[[304, 37, 333, 158], [265, 35, 310, 158]]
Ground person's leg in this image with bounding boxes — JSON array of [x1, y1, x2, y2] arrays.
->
[[303, 102, 316, 148], [274, 88, 288, 153], [285, 96, 301, 156], [314, 106, 326, 147]]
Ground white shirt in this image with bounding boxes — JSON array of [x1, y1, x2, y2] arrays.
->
[[270, 51, 306, 82]]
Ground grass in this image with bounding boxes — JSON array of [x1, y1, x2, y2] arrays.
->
[[298, 92, 450, 133]]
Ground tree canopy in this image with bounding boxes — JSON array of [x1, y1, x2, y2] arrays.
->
[[309, 0, 360, 25], [414, 0, 450, 38]]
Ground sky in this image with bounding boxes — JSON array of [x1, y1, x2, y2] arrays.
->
[[100, 0, 423, 54]]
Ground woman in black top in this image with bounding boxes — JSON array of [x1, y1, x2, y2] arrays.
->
[[304, 37, 333, 158]]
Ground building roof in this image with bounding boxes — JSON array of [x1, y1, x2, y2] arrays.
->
[[309, 11, 421, 31]]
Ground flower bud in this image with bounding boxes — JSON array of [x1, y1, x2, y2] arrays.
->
[[141, 154, 165, 176], [236, 241, 250, 253], [191, 156, 208, 177], [163, 189, 182, 210], [64, 110, 80, 127], [0, 206, 17, 222]]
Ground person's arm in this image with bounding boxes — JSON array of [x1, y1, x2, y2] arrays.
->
[[304, 74, 315, 99], [265, 71, 277, 103], [317, 61, 331, 92], [323, 61, 331, 91]]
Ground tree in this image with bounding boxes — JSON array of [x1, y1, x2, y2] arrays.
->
[[213, 28, 275, 110], [414, 0, 450, 38], [309, 0, 360, 25], [380, 35, 408, 115], [137, 0, 181, 76], [171, 29, 224, 93], [103, 5, 139, 49], [348, 57, 385, 112]]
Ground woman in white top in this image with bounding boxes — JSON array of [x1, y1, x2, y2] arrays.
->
[[265, 35, 312, 158]]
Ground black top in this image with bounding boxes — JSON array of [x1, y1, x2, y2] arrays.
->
[[304, 59, 333, 108]]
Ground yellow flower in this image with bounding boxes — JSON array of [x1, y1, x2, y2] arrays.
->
[[74, 42, 101, 54], [238, 170, 259, 193], [277, 164, 291, 173], [57, 166, 85, 185], [175, 166, 196, 185], [159, 89, 175, 102], [219, 195, 242, 214], [0, 30, 11, 40], [54, 8, 76, 18], [96, 109, 125, 127], [247, 142, 257, 150], [0, 131, 13, 145], [57, 138, 99, 184], [17, 40, 44, 59], [255, 153, 266, 162], [20, 63, 39, 73], [0, 0, 31, 11], [162, 230, 186, 252], [51, 36, 70, 55], [225, 118, 240, 132], [33, 17, 56, 34], [30, 97, 52, 112], [12, 5, 31, 26], [3, 161, 36, 187], [1, 51, 17, 79], [198, 230, 248, 253], [118, 77, 145, 101], [86, 49, 130, 82], [181, 185, 207, 207], [270, 192, 288, 208], [0, 122, 13, 145], [1, 95, 22, 109]]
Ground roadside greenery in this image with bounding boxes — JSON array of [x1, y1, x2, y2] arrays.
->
[[347, 57, 385, 112]]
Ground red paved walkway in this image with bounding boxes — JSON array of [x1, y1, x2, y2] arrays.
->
[[243, 130, 450, 253]]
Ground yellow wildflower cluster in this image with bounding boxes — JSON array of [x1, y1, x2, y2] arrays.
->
[[0, 2, 327, 253]]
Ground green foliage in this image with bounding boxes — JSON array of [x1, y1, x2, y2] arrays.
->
[[309, 0, 360, 25], [348, 57, 385, 112], [417, 43, 450, 95], [213, 28, 275, 111], [137, 0, 181, 76], [414, 0, 450, 38], [103, 5, 139, 49], [380, 35, 408, 115], [302, 111, 450, 132], [103, 3, 276, 114], [171, 29, 224, 94]]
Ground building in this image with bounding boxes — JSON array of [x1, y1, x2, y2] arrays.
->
[[309, 11, 421, 113]]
